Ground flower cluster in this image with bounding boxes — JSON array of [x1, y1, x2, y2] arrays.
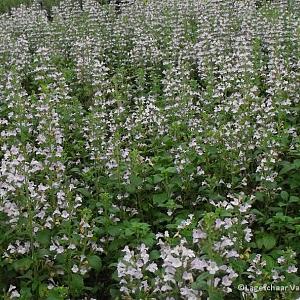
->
[[0, 0, 299, 299]]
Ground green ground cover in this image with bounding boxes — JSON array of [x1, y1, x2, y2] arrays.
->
[[0, 0, 299, 299]]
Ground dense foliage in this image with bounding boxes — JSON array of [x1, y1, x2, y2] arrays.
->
[[0, 0, 299, 299], [0, 0, 57, 14]]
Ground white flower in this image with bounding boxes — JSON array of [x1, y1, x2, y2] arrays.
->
[[244, 228, 253, 242], [277, 256, 285, 264], [8, 285, 17, 293], [57, 246, 64, 254], [191, 258, 207, 271], [61, 210, 69, 219], [222, 275, 232, 287], [239, 203, 251, 213], [146, 262, 158, 273], [71, 264, 79, 273], [182, 271, 193, 281], [207, 261, 219, 275], [272, 270, 280, 281], [68, 244, 76, 250], [226, 250, 239, 258], [49, 244, 57, 251], [192, 229, 207, 242], [215, 218, 224, 229], [80, 267, 88, 275], [165, 254, 182, 268], [287, 265, 298, 273], [11, 290, 20, 298], [214, 277, 221, 287], [8, 285, 20, 298]]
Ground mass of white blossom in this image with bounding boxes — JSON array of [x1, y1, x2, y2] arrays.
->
[[0, 0, 299, 299]]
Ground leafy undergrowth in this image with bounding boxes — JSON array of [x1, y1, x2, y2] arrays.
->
[[0, 0, 299, 299]]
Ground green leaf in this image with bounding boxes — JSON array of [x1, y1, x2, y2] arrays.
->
[[209, 289, 224, 300], [288, 174, 300, 189], [47, 295, 62, 300], [36, 229, 51, 246], [20, 287, 33, 299], [131, 176, 143, 186], [262, 234, 277, 250], [256, 237, 264, 249], [191, 273, 210, 290], [153, 193, 168, 205], [108, 226, 121, 236], [289, 196, 300, 203], [46, 289, 64, 300], [293, 159, 300, 168], [142, 233, 155, 246], [280, 191, 289, 201], [125, 184, 136, 193], [13, 257, 32, 272], [87, 255, 102, 271], [150, 250, 160, 260], [153, 174, 163, 184], [39, 284, 49, 298], [262, 255, 275, 269], [76, 188, 91, 197], [70, 274, 84, 293], [166, 167, 177, 174], [70, 167, 81, 174], [255, 192, 265, 201], [280, 163, 295, 175]]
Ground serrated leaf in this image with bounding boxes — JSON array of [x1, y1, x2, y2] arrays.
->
[[262, 234, 276, 250], [280, 163, 295, 175], [36, 229, 51, 246], [150, 250, 160, 260], [76, 188, 91, 197], [87, 255, 102, 271], [293, 159, 300, 168], [131, 176, 143, 186], [46, 289, 64, 300], [209, 289, 224, 300], [142, 233, 155, 246], [70, 167, 81, 174], [262, 254, 275, 269], [166, 167, 177, 174], [13, 257, 32, 271], [255, 192, 265, 201], [70, 274, 84, 292], [280, 191, 289, 201], [289, 196, 300, 203], [108, 226, 121, 236], [153, 193, 168, 205], [153, 174, 163, 184]]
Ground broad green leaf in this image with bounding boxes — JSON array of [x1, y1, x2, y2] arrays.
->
[[166, 167, 177, 174], [150, 250, 160, 260], [70, 274, 84, 292], [280, 191, 289, 201], [209, 289, 224, 300], [280, 163, 295, 175], [87, 255, 102, 271], [108, 226, 121, 236], [262, 234, 277, 250], [36, 229, 51, 246], [76, 188, 91, 197], [46, 289, 64, 300], [13, 257, 32, 272], [289, 196, 300, 203], [153, 174, 163, 184], [153, 193, 168, 205]]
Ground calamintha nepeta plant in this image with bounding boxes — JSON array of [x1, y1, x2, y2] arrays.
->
[[0, 0, 299, 299]]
